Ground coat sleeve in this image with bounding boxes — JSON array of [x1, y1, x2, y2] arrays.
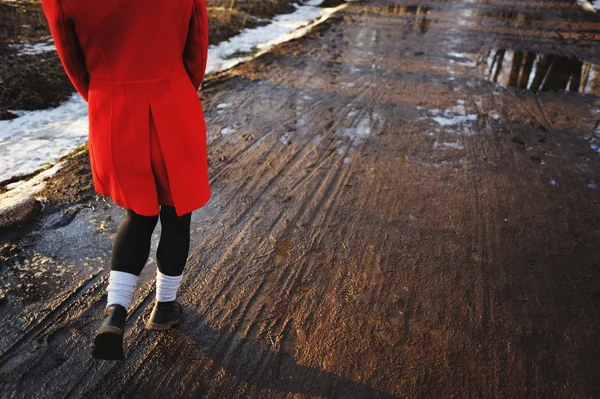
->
[[41, 0, 89, 101], [183, 0, 209, 91]]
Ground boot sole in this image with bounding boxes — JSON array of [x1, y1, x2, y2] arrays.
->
[[92, 328, 125, 360], [145, 317, 181, 331]]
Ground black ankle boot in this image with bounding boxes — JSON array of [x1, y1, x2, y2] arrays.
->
[[145, 300, 182, 330], [92, 304, 127, 360]]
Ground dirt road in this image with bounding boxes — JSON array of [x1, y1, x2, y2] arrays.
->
[[1, 0, 600, 397]]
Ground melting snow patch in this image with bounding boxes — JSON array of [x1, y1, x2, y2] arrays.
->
[[577, 0, 600, 12], [343, 116, 371, 145], [0, 94, 88, 182], [550, 179, 558, 186], [587, 181, 599, 189], [216, 103, 231, 109], [280, 131, 291, 145], [220, 126, 235, 135], [432, 114, 477, 126], [426, 101, 479, 135], [206, 0, 347, 74], [0, 162, 65, 227], [9, 38, 55, 55], [447, 52, 476, 67], [434, 141, 463, 150], [589, 136, 600, 154]]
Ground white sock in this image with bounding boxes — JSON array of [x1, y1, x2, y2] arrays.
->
[[106, 270, 139, 310], [156, 269, 184, 302]]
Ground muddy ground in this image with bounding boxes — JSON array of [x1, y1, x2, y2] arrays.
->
[[1, 0, 600, 397]]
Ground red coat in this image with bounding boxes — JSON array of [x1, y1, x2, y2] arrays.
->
[[42, 0, 210, 216]]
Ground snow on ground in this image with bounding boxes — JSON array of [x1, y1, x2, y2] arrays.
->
[[9, 38, 55, 55], [0, 162, 64, 216], [0, 0, 346, 187], [425, 100, 479, 135], [577, 0, 600, 12], [0, 94, 88, 182], [206, 0, 347, 74], [433, 141, 464, 150]]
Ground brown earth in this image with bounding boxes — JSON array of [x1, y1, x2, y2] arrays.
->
[[1, 0, 600, 398]]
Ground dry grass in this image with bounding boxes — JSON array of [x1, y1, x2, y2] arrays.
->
[[208, 7, 258, 44], [208, 0, 296, 19]]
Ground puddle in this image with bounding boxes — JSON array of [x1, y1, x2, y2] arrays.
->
[[381, 5, 431, 35], [274, 237, 293, 266], [474, 48, 600, 95], [469, 10, 538, 22], [386, 5, 431, 15], [457, 8, 539, 25]]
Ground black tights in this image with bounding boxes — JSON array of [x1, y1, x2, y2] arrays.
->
[[111, 205, 192, 277]]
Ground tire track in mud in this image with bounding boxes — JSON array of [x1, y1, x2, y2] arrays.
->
[[0, 269, 102, 365], [165, 42, 390, 392]]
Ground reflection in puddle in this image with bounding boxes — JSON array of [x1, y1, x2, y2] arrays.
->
[[470, 10, 538, 21], [458, 8, 539, 24], [385, 5, 431, 35], [475, 48, 600, 95]]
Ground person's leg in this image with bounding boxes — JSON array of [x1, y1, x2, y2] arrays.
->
[[145, 205, 191, 330], [155, 205, 192, 302], [94, 208, 159, 360], [107, 209, 159, 309]]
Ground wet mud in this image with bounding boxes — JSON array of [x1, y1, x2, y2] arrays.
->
[[1, 0, 600, 397]]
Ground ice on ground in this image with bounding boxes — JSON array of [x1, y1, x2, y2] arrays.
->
[[434, 141, 463, 150], [589, 136, 600, 154], [432, 114, 477, 126], [343, 116, 372, 143], [427, 101, 479, 134], [447, 52, 476, 67], [220, 126, 235, 135], [577, 0, 600, 12], [0, 162, 64, 211], [1, 0, 345, 188], [205, 0, 347, 74], [0, 94, 88, 182], [280, 131, 291, 145], [9, 38, 55, 55]]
